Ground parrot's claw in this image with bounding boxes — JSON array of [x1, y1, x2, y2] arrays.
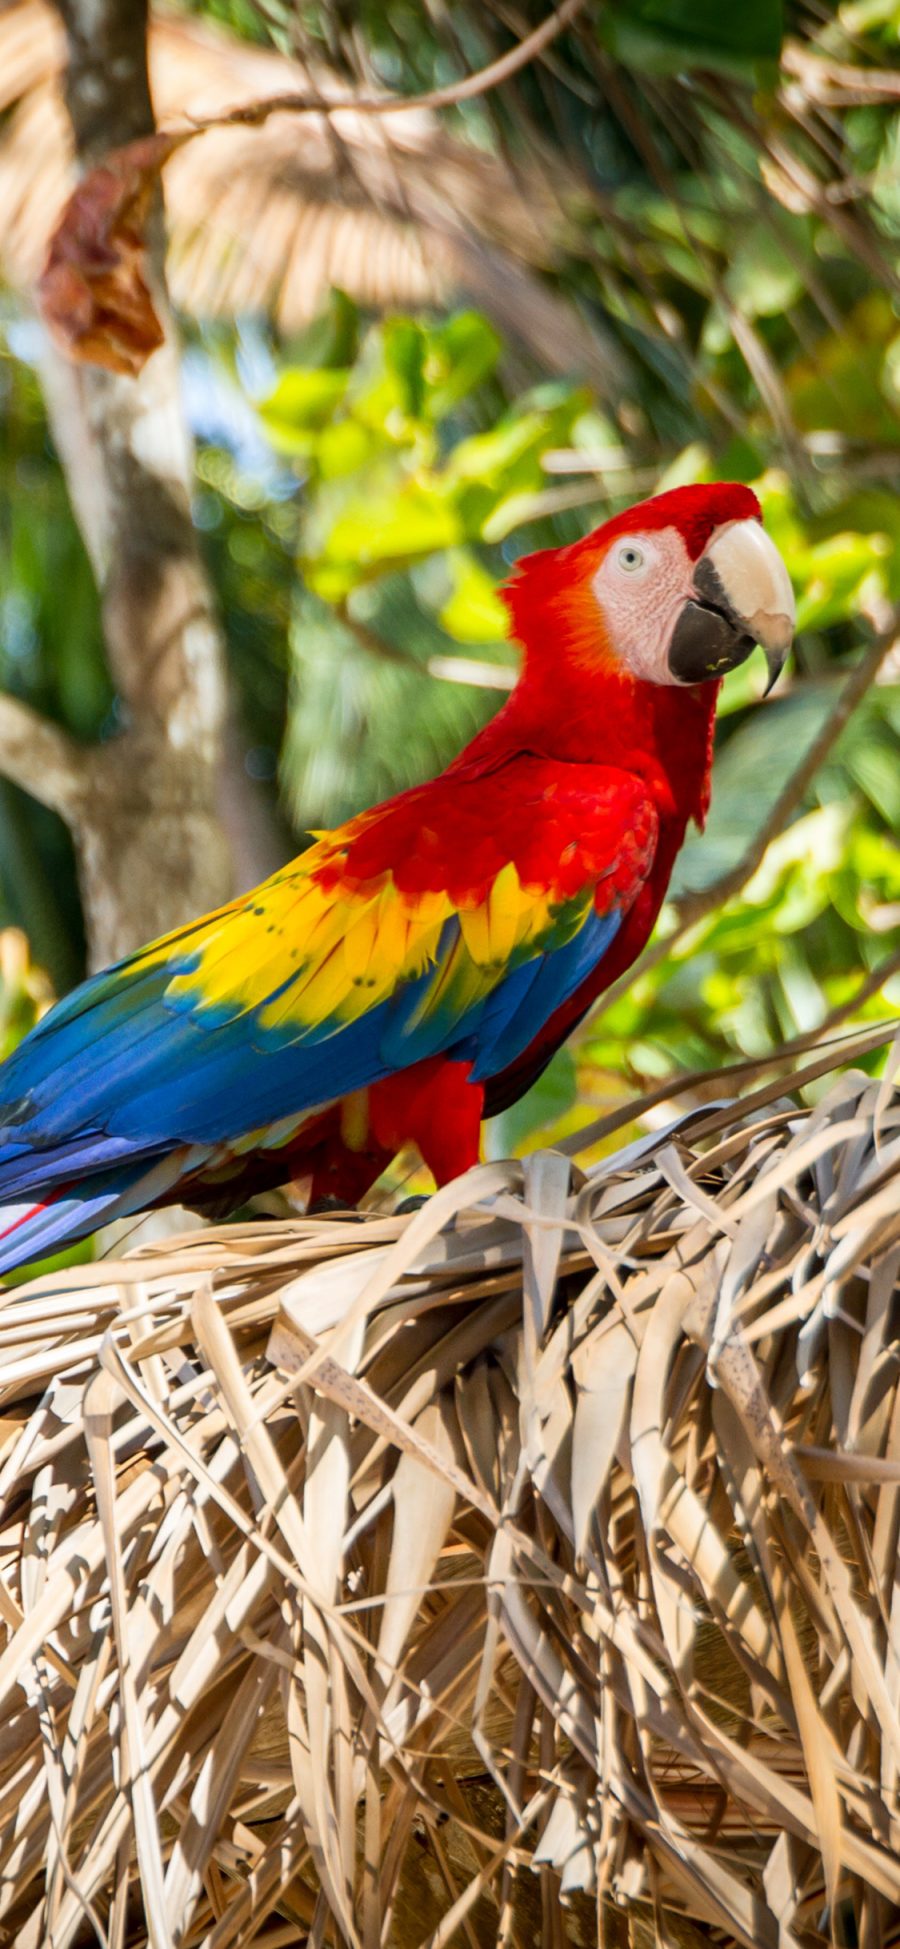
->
[[308, 1196, 365, 1221]]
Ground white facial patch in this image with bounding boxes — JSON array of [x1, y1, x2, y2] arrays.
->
[[591, 529, 694, 684]]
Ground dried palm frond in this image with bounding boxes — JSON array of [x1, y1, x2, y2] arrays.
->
[[0, 1021, 898, 1945], [0, 0, 618, 388]]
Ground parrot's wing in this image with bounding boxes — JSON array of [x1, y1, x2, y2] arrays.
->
[[0, 762, 657, 1186]]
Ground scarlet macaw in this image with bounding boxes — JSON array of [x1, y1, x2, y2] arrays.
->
[[0, 483, 794, 1273]]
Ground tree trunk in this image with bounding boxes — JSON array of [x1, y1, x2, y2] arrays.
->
[[5, 0, 238, 969], [41, 338, 236, 965]]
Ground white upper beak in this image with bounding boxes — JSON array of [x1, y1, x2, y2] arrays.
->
[[706, 519, 796, 660]]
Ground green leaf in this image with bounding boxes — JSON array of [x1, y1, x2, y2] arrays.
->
[[315, 419, 378, 481], [724, 221, 809, 318], [260, 368, 349, 448], [304, 484, 463, 595], [438, 553, 509, 643], [349, 319, 428, 435], [486, 1049, 578, 1159], [284, 288, 360, 370], [844, 738, 900, 827], [604, 0, 783, 74], [442, 413, 548, 487], [382, 318, 427, 418], [425, 312, 502, 418], [794, 531, 890, 632], [670, 685, 837, 900], [786, 295, 900, 445]]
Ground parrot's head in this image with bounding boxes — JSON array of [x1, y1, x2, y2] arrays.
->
[[504, 482, 795, 694]]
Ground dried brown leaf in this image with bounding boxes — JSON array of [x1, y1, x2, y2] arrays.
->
[[38, 133, 183, 375]]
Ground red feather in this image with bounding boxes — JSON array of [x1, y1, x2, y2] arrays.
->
[[285, 488, 753, 1199], [0, 483, 760, 1252]]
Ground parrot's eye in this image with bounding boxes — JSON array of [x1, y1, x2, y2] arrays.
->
[[617, 545, 645, 573]]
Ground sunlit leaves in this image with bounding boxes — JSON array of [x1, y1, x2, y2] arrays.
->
[[259, 305, 583, 599], [438, 552, 509, 643], [308, 485, 462, 600], [589, 794, 900, 1082], [793, 531, 892, 633], [785, 295, 900, 446], [260, 368, 351, 448]]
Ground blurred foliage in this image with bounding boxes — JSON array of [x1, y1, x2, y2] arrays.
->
[[252, 302, 592, 824], [2, 0, 900, 1159], [0, 927, 92, 1272], [0, 927, 53, 1060], [0, 340, 102, 991], [198, 0, 787, 74]]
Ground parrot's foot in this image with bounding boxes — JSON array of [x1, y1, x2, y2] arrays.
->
[[395, 1194, 431, 1215], [308, 1196, 366, 1221]]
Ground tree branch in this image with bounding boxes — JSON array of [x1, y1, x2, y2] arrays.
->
[[52, 0, 588, 175], [0, 695, 89, 818], [427, 654, 514, 691], [335, 603, 515, 689], [782, 40, 900, 107], [192, 0, 588, 130], [590, 622, 899, 1021]]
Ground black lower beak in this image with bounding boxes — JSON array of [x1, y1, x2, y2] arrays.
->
[[667, 598, 756, 686]]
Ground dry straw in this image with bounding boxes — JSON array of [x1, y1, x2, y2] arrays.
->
[[0, 1020, 899, 1947]]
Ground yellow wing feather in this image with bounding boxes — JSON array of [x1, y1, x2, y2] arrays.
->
[[128, 835, 579, 1042]]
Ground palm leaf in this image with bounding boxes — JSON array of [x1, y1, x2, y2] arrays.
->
[[0, 1, 619, 388], [0, 1022, 898, 1944]]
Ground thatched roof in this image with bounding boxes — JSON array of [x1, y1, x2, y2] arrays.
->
[[0, 1021, 898, 1944], [0, 1, 616, 386]]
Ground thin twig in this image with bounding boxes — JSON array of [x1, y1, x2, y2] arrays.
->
[[202, 0, 588, 128], [592, 625, 898, 1018], [427, 655, 514, 691], [560, 1014, 896, 1158], [334, 601, 417, 671], [335, 603, 515, 689], [815, 944, 900, 1036], [782, 39, 900, 106], [50, 0, 590, 381], [134, 0, 588, 165], [0, 695, 88, 819]]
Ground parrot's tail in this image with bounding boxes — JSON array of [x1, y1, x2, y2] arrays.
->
[[0, 1150, 190, 1278]]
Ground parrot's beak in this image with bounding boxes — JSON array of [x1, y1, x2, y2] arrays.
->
[[668, 519, 795, 692]]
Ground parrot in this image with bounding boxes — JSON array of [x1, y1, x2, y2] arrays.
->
[[0, 482, 795, 1276]]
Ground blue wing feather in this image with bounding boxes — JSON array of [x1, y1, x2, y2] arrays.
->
[[0, 906, 621, 1174], [0, 750, 657, 1271]]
